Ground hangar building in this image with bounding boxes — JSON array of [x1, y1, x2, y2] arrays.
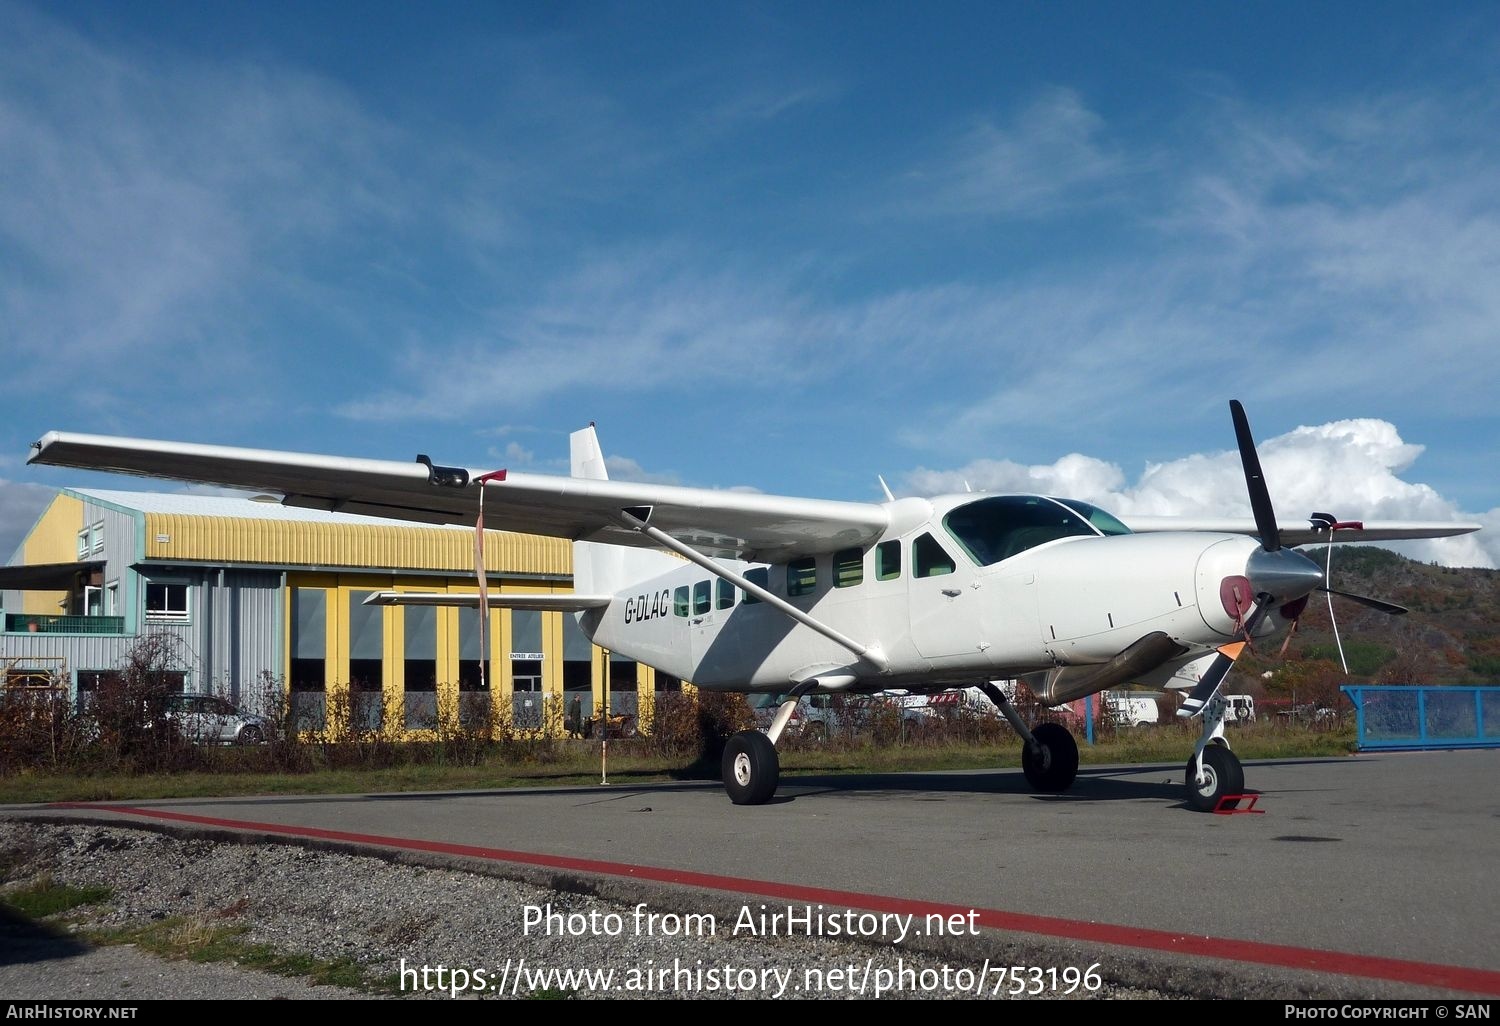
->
[[0, 488, 669, 733]]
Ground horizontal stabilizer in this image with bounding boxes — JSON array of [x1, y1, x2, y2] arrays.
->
[[362, 591, 611, 611]]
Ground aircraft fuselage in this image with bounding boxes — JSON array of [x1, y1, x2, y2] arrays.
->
[[582, 493, 1291, 697]]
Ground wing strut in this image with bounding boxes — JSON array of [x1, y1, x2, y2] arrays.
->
[[614, 508, 890, 673]]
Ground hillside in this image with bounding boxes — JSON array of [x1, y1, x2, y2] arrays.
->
[[1230, 546, 1500, 704]]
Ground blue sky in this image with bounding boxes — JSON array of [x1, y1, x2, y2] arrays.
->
[[3, 1, 1498, 566]]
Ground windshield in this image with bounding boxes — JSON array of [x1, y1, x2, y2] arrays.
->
[[942, 495, 1124, 567], [1055, 498, 1133, 537]]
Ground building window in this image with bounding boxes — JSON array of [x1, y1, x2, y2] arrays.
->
[[105, 581, 119, 616], [145, 582, 190, 622], [458, 605, 487, 691], [290, 588, 327, 731], [348, 591, 383, 732], [78, 522, 103, 557]]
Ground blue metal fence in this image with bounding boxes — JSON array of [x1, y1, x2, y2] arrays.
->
[[1340, 685, 1499, 751]]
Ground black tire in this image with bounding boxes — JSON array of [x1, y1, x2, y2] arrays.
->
[[238, 724, 265, 746], [722, 730, 780, 805], [1021, 722, 1079, 793], [1185, 744, 1244, 812]]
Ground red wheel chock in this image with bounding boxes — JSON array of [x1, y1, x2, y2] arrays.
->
[[1214, 794, 1264, 815]]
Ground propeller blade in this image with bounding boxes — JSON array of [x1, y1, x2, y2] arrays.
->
[[1231, 399, 1281, 552], [1319, 586, 1408, 616], [1177, 598, 1270, 718], [1175, 644, 1241, 719]]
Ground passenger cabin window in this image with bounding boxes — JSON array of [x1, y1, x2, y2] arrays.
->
[[787, 557, 816, 597], [913, 533, 955, 578], [716, 578, 735, 610], [692, 580, 711, 615], [742, 567, 768, 604], [674, 585, 690, 617], [942, 495, 1116, 567], [876, 540, 901, 581], [834, 548, 863, 588]]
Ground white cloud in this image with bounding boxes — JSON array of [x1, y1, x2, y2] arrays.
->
[[604, 455, 681, 486], [901, 417, 1494, 569], [893, 86, 1129, 218], [336, 248, 842, 421]]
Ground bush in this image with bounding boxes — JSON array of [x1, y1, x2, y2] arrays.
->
[[0, 678, 93, 774], [85, 633, 205, 774]]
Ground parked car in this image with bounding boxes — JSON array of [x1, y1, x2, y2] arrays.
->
[[1224, 693, 1256, 724], [752, 691, 934, 740], [159, 693, 269, 745]]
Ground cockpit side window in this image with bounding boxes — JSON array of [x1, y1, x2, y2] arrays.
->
[[913, 532, 956, 578], [943, 495, 1116, 567]]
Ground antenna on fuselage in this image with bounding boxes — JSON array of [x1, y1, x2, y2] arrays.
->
[[877, 475, 894, 502]]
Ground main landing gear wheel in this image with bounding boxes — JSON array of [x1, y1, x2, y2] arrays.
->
[[1021, 722, 1079, 793], [1186, 744, 1244, 812], [722, 729, 780, 805]]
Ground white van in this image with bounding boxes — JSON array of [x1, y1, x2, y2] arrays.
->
[[1104, 692, 1159, 727], [1225, 694, 1256, 724]]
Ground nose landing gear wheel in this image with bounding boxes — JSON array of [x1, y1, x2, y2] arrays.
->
[[1021, 722, 1079, 793], [1186, 744, 1244, 812], [722, 729, 780, 805]]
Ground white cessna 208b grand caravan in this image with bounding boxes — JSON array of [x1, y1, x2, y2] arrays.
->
[[30, 401, 1479, 811]]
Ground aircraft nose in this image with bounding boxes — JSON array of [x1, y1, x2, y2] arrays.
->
[[1246, 547, 1324, 604]]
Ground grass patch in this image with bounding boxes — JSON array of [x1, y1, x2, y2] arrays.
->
[[0, 723, 1358, 805], [1, 877, 112, 918], [90, 917, 382, 993]]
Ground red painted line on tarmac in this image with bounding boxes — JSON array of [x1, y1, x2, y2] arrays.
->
[[51, 801, 1500, 996]]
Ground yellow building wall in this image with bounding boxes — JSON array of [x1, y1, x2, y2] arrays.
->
[[20, 494, 85, 615], [144, 515, 568, 577], [285, 573, 580, 738]]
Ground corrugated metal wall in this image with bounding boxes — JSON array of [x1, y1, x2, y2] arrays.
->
[[229, 569, 281, 703], [142, 515, 570, 576], [96, 500, 142, 626]]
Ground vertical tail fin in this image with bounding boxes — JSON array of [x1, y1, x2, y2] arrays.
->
[[569, 424, 677, 595]]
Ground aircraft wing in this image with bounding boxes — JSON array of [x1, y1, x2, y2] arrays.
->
[[1119, 516, 1482, 547], [28, 431, 889, 562]]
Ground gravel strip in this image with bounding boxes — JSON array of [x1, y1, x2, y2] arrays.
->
[[0, 819, 1177, 1000]]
